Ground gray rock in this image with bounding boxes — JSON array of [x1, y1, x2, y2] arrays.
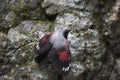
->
[[0, 32, 8, 48], [5, 11, 16, 22], [7, 28, 27, 43], [42, 0, 96, 15], [54, 12, 91, 30], [29, 21, 50, 40], [0, 20, 52, 80], [115, 59, 120, 74], [109, 59, 120, 80], [17, 20, 35, 34], [0, 11, 17, 31], [0, 0, 119, 80], [71, 62, 85, 76], [108, 2, 120, 57], [42, 0, 80, 15], [8, 0, 37, 11]]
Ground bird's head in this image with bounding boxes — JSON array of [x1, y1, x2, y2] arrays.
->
[[54, 27, 71, 39], [62, 29, 71, 39]]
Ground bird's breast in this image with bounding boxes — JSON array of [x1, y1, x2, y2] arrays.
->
[[53, 40, 66, 48], [50, 34, 66, 48]]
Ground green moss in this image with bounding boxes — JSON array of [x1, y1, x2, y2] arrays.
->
[[18, 0, 26, 9], [21, 73, 29, 79], [49, 22, 55, 32]]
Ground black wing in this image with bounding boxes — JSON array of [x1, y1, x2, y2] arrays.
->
[[34, 34, 53, 63], [48, 48, 71, 75]]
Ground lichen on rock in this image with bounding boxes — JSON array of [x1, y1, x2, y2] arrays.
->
[[0, 0, 119, 80]]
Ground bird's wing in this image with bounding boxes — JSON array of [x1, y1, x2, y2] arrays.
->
[[48, 45, 71, 75], [34, 34, 53, 63]]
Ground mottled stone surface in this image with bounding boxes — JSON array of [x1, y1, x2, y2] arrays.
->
[[42, 0, 97, 15], [0, 0, 119, 80]]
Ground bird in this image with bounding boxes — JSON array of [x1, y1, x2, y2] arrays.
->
[[33, 28, 71, 75]]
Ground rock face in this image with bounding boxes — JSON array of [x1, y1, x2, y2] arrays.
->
[[42, 0, 97, 15], [0, 0, 119, 80]]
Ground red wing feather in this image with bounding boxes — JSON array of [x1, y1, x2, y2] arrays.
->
[[34, 34, 52, 55], [42, 37, 47, 44], [48, 41, 71, 75], [58, 51, 70, 62], [48, 48, 71, 75], [34, 34, 53, 63]]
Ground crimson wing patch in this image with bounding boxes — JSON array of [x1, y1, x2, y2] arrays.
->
[[34, 34, 52, 55], [34, 34, 53, 63], [58, 51, 70, 62], [48, 50, 71, 75]]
